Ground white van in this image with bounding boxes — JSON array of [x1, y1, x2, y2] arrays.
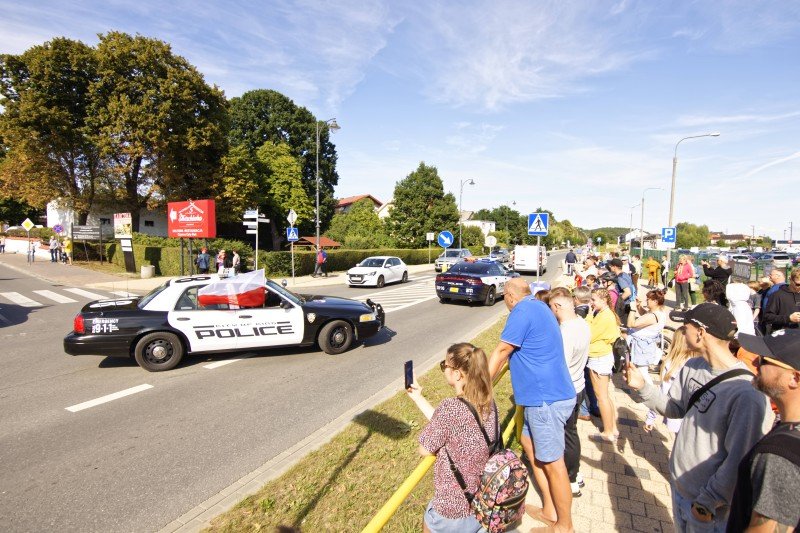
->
[[512, 245, 548, 274]]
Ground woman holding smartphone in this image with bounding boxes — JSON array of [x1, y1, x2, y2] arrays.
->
[[406, 343, 497, 533], [627, 289, 668, 385]]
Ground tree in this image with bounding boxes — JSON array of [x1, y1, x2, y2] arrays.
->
[[88, 32, 227, 230], [327, 198, 391, 249], [675, 222, 710, 248], [215, 144, 267, 221], [387, 162, 459, 248], [460, 225, 485, 248], [228, 90, 339, 238], [0, 196, 39, 225], [0, 38, 101, 222]]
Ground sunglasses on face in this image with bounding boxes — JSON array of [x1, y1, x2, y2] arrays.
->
[[758, 355, 796, 371], [439, 360, 455, 371]]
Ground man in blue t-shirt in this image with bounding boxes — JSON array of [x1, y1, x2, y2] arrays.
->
[[609, 257, 636, 322], [489, 277, 576, 531]]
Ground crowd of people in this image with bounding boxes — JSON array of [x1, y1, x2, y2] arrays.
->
[[406, 251, 800, 533]]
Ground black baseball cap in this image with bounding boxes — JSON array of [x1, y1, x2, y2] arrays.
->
[[608, 258, 623, 269], [739, 330, 800, 371], [669, 303, 737, 340]]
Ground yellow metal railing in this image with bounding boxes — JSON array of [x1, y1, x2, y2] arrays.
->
[[361, 363, 521, 533]]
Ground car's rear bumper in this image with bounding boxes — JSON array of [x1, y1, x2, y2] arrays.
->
[[436, 286, 489, 302], [63, 332, 133, 358]]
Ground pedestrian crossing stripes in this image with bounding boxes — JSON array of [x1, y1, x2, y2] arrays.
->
[[0, 287, 141, 308], [352, 279, 438, 313]]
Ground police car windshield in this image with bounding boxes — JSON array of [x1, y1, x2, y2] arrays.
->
[[447, 262, 490, 274], [359, 258, 385, 268], [266, 279, 303, 305], [137, 282, 169, 309]]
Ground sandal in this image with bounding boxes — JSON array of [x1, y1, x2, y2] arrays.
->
[[525, 505, 556, 527], [589, 432, 618, 443]]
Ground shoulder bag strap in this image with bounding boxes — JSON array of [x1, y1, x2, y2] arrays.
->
[[686, 368, 754, 411], [444, 397, 492, 502]]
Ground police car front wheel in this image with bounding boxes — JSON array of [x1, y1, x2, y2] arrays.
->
[[134, 332, 184, 372], [318, 320, 353, 355]]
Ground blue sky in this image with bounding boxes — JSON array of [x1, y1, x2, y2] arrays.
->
[[2, 1, 798, 239]]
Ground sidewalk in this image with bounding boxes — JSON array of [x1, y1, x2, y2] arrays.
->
[[0, 251, 437, 293]]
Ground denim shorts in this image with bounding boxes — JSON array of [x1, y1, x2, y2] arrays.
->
[[586, 353, 614, 376], [424, 500, 485, 533], [523, 396, 577, 463]]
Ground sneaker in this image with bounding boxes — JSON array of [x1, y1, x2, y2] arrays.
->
[[576, 472, 585, 488], [570, 482, 582, 496]]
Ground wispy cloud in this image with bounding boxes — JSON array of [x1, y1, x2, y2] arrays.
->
[[676, 110, 800, 127], [445, 122, 504, 154], [737, 151, 800, 180]]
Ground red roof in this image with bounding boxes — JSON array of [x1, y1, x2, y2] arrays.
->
[[336, 194, 382, 208], [298, 236, 342, 248]]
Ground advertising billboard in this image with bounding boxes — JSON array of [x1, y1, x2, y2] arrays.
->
[[167, 199, 217, 238]]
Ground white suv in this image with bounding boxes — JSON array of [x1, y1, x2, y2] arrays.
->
[[435, 248, 473, 272]]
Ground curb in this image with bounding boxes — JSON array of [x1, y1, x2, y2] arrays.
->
[[157, 309, 508, 533]]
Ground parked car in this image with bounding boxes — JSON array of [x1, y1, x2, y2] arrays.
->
[[727, 253, 752, 263], [346, 256, 408, 287], [488, 248, 510, 263], [434, 248, 473, 272], [435, 260, 518, 306], [759, 253, 792, 268], [64, 274, 385, 371]]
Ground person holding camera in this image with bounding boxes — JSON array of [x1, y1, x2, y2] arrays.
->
[[702, 255, 733, 287]]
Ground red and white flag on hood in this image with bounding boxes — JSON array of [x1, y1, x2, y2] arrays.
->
[[198, 269, 266, 308]]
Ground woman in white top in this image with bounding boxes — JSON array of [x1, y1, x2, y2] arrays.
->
[[644, 326, 699, 433], [726, 282, 755, 336], [627, 289, 668, 386]]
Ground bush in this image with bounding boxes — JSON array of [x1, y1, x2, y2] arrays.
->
[[5, 227, 56, 240]]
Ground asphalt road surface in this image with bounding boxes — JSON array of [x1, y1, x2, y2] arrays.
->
[[0, 253, 566, 532]]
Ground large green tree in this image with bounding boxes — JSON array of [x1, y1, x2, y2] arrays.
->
[[228, 90, 339, 238], [676, 222, 710, 248], [387, 162, 459, 248], [88, 32, 227, 230], [327, 197, 391, 249], [0, 37, 101, 222]]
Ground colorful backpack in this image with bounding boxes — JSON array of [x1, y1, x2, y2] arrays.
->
[[445, 399, 529, 532]]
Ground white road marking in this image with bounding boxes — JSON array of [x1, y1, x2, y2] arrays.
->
[[353, 280, 438, 313], [65, 384, 154, 413], [203, 356, 251, 369], [33, 290, 78, 304], [0, 292, 42, 307], [64, 288, 109, 300], [111, 290, 138, 297]]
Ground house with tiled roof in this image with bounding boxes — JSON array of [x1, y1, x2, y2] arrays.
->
[[335, 194, 383, 214]]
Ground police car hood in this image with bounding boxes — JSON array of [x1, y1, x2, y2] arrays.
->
[[300, 294, 371, 312], [80, 297, 141, 313]]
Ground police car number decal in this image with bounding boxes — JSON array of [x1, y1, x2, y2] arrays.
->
[[91, 317, 120, 333], [192, 320, 295, 339]]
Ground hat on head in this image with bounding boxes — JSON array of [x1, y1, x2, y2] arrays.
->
[[608, 258, 623, 269], [599, 271, 617, 283], [739, 330, 800, 371], [669, 303, 737, 341]]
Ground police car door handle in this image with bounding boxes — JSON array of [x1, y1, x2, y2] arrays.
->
[[238, 315, 253, 319], [176, 317, 190, 321]]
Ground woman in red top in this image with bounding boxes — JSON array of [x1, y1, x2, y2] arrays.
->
[[674, 254, 695, 311], [407, 343, 496, 533]]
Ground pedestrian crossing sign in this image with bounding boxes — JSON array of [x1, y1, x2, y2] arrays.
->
[[286, 227, 299, 242], [527, 213, 549, 236]]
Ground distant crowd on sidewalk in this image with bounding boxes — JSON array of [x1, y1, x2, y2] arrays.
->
[[405, 249, 800, 533]]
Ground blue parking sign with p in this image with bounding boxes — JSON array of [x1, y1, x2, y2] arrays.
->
[[286, 227, 299, 242], [662, 227, 676, 243]]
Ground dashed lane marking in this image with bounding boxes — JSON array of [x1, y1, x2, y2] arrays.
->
[[65, 384, 154, 413], [64, 288, 111, 300], [0, 292, 42, 307], [33, 290, 78, 304]]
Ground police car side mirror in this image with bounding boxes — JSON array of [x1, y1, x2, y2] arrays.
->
[[281, 279, 288, 288], [279, 299, 290, 309]]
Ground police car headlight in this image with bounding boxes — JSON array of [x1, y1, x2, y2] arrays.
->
[[359, 313, 376, 322]]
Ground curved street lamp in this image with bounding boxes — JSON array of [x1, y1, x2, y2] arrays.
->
[[458, 178, 475, 249], [639, 187, 663, 255], [315, 118, 340, 250]]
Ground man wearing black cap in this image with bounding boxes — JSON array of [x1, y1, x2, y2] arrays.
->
[[626, 303, 772, 530], [727, 330, 800, 532]]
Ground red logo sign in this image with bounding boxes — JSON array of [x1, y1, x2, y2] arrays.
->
[[167, 200, 216, 238]]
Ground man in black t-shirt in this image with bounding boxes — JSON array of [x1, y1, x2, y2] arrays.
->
[[727, 330, 800, 531]]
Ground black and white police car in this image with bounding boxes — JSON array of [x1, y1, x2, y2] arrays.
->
[[435, 260, 519, 306], [64, 274, 385, 372]]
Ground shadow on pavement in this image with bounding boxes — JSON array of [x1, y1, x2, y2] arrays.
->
[[360, 326, 397, 347], [0, 302, 36, 328]]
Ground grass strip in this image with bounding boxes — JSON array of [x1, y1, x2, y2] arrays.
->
[[206, 315, 518, 532]]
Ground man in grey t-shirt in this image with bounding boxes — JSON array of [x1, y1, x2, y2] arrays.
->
[[626, 304, 772, 531]]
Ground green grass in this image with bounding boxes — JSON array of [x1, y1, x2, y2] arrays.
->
[[205, 318, 518, 533]]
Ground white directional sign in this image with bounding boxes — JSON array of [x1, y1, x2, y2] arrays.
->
[[426, 232, 435, 242], [527, 213, 549, 236]]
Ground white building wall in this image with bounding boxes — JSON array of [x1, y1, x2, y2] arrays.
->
[[463, 220, 496, 236], [46, 200, 168, 236]]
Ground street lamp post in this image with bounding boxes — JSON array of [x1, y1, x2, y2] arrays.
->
[[667, 133, 719, 263], [315, 118, 341, 251], [629, 203, 640, 251], [504, 200, 517, 243], [458, 178, 475, 249], [639, 187, 663, 256]]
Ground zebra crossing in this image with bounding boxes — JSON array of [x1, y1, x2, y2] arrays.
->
[[351, 276, 438, 313], [0, 288, 139, 308]]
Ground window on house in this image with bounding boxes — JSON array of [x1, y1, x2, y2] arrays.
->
[[144, 220, 154, 227], [99, 218, 111, 225]]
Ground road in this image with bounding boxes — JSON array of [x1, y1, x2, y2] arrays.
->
[[0, 253, 565, 532]]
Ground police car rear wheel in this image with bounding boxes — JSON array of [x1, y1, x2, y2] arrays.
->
[[319, 320, 353, 355], [484, 286, 496, 306], [134, 332, 184, 371]]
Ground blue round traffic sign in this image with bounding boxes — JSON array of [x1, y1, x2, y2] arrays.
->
[[53, 224, 64, 234], [437, 231, 454, 248]]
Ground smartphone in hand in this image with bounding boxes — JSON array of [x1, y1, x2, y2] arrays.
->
[[404, 360, 413, 390]]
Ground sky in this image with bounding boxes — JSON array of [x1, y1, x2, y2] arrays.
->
[[1, 0, 798, 240]]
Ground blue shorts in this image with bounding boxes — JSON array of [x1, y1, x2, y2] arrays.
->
[[424, 500, 485, 533], [523, 397, 577, 463]]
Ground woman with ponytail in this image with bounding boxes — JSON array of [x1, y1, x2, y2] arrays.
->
[[587, 287, 621, 443], [407, 343, 496, 533]]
